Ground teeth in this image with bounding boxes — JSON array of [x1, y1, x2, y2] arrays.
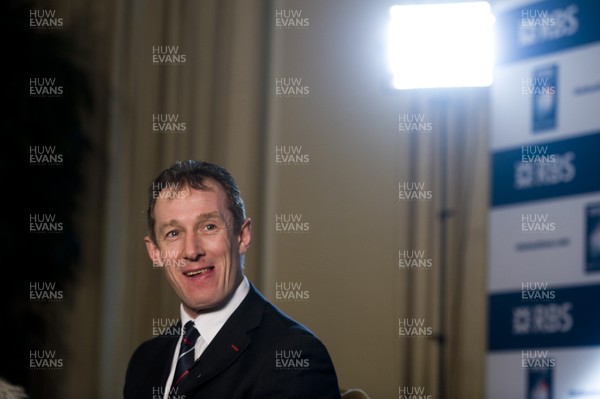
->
[[185, 268, 211, 277]]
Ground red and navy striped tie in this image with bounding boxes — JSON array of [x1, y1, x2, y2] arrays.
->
[[173, 321, 200, 385]]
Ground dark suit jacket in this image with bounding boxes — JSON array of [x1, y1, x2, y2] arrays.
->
[[124, 284, 341, 399]]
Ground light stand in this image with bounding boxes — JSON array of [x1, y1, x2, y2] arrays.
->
[[433, 94, 453, 399]]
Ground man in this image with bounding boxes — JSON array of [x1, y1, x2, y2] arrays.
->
[[124, 160, 341, 399]]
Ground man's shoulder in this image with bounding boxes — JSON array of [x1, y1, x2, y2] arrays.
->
[[243, 284, 320, 341], [237, 285, 341, 398]]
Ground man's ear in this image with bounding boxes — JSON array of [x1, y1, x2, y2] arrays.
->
[[238, 218, 252, 255], [144, 236, 161, 266]]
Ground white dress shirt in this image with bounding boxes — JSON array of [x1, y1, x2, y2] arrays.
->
[[162, 276, 251, 399]]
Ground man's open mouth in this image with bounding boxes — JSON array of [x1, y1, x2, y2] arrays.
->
[[184, 266, 214, 277]]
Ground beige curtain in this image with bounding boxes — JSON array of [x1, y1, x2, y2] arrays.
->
[[54, 1, 268, 398]]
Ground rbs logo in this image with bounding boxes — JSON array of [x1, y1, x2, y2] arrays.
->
[[512, 302, 573, 335], [514, 151, 575, 190], [519, 4, 579, 46]]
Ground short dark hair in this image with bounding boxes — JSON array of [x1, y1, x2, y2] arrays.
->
[[147, 160, 246, 243]]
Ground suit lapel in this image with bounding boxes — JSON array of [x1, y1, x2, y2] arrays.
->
[[177, 285, 265, 394]]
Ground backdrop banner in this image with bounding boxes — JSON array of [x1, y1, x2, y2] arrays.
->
[[488, 0, 600, 398]]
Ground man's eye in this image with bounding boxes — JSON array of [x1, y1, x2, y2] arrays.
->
[[204, 224, 217, 231], [165, 230, 180, 238], [201, 223, 222, 233]]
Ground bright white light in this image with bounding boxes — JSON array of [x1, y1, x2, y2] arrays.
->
[[387, 2, 495, 90]]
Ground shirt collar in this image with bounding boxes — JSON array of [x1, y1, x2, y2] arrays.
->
[[179, 276, 250, 344]]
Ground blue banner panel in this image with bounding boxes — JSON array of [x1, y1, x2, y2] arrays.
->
[[531, 64, 558, 133], [488, 284, 600, 351], [586, 202, 600, 272], [491, 132, 600, 207], [495, 0, 600, 64]]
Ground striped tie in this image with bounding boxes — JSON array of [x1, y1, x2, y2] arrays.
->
[[173, 321, 200, 386]]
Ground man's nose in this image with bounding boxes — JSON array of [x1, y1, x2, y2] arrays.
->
[[183, 233, 204, 261]]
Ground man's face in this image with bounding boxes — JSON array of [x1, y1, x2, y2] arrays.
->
[[144, 180, 251, 318]]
